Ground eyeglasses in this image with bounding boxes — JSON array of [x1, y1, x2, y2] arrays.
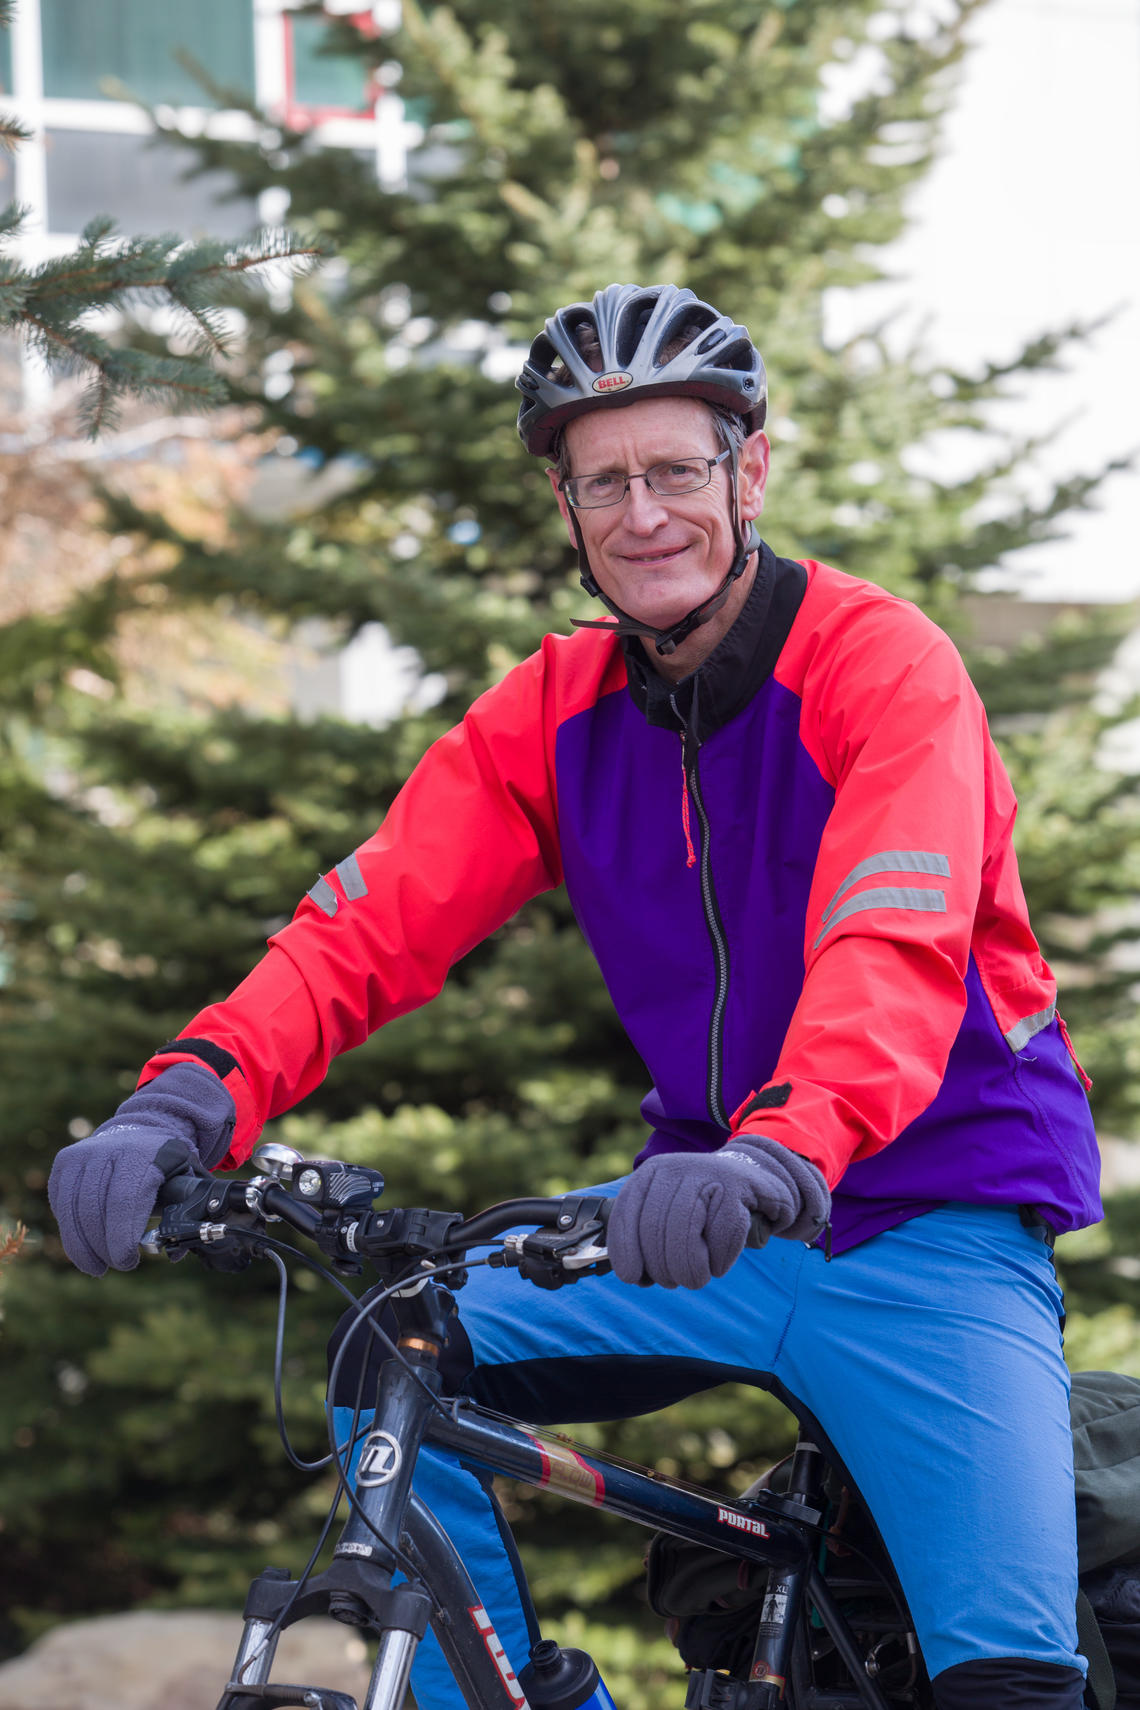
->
[[559, 449, 732, 510]]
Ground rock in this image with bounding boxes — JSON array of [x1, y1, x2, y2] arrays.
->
[[0, 1609, 375, 1710]]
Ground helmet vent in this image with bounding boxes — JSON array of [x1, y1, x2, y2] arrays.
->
[[529, 333, 564, 385], [615, 294, 661, 368], [654, 307, 716, 367], [720, 335, 756, 374], [570, 318, 602, 371]]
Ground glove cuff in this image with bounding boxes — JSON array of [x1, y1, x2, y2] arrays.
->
[[116, 1062, 236, 1169]]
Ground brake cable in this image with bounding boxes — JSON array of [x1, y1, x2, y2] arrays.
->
[[169, 1196, 598, 1673], [237, 1254, 503, 1681], [230, 1237, 501, 1681]]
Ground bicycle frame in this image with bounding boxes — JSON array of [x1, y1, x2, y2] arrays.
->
[[219, 1289, 900, 1710], [142, 1161, 915, 1710]]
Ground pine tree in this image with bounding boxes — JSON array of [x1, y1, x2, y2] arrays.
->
[[2, 1, 1137, 1694]]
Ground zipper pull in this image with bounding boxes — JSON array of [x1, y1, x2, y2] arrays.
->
[[679, 747, 697, 869], [671, 694, 699, 870]]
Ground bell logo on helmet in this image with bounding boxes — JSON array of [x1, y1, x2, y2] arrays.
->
[[592, 371, 633, 394]]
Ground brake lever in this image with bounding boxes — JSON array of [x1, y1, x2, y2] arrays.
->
[[498, 1196, 612, 1288], [560, 1238, 609, 1272]]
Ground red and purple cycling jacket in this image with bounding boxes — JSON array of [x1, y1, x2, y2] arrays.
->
[[141, 547, 1102, 1253]]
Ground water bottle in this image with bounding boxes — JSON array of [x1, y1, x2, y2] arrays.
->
[[518, 1639, 618, 1710]]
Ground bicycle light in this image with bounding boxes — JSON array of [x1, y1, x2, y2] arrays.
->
[[290, 1159, 386, 1210]]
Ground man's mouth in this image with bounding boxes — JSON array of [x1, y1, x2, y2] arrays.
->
[[621, 544, 690, 566]]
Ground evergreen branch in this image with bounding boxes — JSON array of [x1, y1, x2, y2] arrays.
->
[[939, 315, 1117, 402], [169, 48, 266, 122], [98, 52, 265, 129], [0, 222, 322, 436]]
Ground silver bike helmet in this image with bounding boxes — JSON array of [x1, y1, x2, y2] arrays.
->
[[516, 282, 766, 458]]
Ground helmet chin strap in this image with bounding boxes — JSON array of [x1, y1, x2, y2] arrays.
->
[[568, 447, 761, 658]]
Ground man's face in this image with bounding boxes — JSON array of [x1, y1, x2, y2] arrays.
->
[[549, 396, 769, 633]]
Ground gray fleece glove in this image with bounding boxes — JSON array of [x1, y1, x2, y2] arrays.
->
[[48, 1063, 236, 1277], [607, 1137, 830, 1290]]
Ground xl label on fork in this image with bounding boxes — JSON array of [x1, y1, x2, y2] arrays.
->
[[469, 1605, 531, 1710]]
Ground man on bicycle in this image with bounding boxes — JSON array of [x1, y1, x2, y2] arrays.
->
[[51, 283, 1102, 1709]]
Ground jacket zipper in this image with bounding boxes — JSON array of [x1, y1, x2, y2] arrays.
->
[[673, 696, 731, 1129]]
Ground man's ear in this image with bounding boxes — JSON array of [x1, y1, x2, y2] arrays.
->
[[546, 463, 577, 545], [737, 430, 770, 521]]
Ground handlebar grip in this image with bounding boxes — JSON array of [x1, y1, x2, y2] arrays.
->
[[154, 1160, 212, 1207]]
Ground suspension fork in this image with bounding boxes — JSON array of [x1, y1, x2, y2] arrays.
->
[[221, 1280, 457, 1710], [339, 1280, 458, 1710]]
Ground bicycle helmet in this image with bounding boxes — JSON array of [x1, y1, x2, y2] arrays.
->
[[516, 283, 766, 458], [516, 284, 767, 656]]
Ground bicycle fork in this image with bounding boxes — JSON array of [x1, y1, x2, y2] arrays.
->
[[218, 1288, 452, 1710]]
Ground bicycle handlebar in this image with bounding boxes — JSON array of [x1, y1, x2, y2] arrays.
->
[[146, 1153, 612, 1290]]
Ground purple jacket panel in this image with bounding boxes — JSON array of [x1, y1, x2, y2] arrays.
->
[[556, 677, 833, 1142], [554, 685, 716, 1121]]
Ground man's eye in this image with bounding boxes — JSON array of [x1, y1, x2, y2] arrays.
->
[[584, 474, 622, 496]]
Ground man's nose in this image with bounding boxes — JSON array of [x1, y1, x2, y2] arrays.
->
[[621, 474, 670, 530]]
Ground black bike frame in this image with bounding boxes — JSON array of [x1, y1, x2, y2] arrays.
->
[[220, 1332, 896, 1710]]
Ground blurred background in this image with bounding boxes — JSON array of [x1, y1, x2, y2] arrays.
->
[[0, 1, 1138, 1704]]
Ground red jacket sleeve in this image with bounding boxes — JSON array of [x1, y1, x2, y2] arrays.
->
[[138, 644, 564, 1166], [730, 575, 1029, 1186]]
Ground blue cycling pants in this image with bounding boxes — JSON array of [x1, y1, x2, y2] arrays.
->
[[336, 1198, 1081, 1701]]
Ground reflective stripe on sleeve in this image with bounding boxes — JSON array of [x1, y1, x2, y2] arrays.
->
[[335, 852, 368, 900], [307, 875, 339, 918], [813, 885, 947, 949], [1005, 1003, 1057, 1054], [819, 850, 951, 932]]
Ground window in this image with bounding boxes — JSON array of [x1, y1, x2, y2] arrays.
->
[[283, 10, 378, 125], [5, 0, 403, 409], [45, 130, 257, 239], [40, 0, 255, 106]]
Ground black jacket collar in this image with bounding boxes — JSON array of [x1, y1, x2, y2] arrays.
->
[[622, 540, 808, 740]]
